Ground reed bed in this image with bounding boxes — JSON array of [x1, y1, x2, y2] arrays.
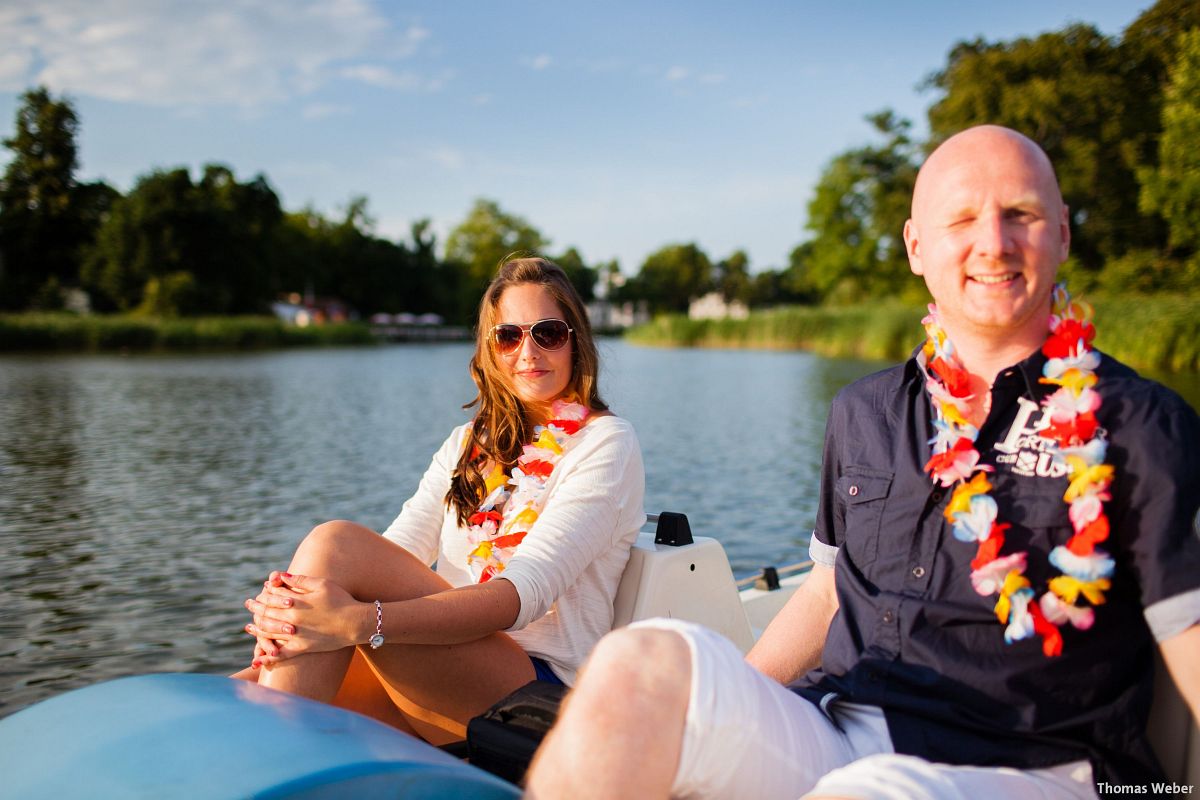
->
[[625, 294, 1198, 373], [0, 313, 375, 352]]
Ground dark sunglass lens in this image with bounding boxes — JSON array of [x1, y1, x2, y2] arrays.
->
[[531, 320, 570, 350], [494, 325, 524, 353]]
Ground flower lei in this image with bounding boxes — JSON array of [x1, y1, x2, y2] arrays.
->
[[464, 399, 589, 583], [919, 284, 1115, 657]]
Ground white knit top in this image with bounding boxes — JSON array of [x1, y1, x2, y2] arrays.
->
[[382, 415, 645, 685]]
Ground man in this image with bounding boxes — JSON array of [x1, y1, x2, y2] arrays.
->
[[525, 126, 1200, 799]]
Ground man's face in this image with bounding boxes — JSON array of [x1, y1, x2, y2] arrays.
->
[[903, 129, 1070, 343]]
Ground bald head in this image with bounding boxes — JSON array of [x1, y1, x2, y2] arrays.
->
[[912, 125, 1064, 222], [901, 124, 1071, 355]]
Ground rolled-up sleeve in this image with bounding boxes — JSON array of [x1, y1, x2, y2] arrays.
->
[[811, 394, 848, 558], [1109, 388, 1200, 642], [499, 421, 645, 631]]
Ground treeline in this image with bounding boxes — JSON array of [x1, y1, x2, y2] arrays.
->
[[1, 0, 1197, 323], [625, 0, 1199, 311], [0, 92, 600, 323]]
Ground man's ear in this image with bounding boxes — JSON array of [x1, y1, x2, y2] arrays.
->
[[1059, 204, 1071, 262], [903, 219, 923, 276]]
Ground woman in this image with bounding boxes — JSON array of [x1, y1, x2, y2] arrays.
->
[[238, 256, 645, 744]]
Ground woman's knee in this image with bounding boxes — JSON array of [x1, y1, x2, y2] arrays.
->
[[291, 520, 377, 572]]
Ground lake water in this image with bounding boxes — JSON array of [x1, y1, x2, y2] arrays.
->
[[1, 341, 1196, 717]]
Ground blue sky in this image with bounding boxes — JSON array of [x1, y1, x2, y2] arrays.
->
[[0, 1, 1148, 273]]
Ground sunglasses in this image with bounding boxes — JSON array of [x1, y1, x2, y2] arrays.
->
[[491, 318, 573, 355]]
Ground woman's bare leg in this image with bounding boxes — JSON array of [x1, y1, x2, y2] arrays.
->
[[254, 520, 536, 740]]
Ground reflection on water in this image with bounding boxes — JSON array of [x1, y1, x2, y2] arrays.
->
[[1, 342, 1195, 716]]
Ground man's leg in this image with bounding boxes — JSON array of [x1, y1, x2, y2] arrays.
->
[[808, 752, 1098, 800], [526, 625, 688, 799], [527, 619, 875, 800]]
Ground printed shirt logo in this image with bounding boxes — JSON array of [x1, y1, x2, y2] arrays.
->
[[992, 396, 1069, 479]]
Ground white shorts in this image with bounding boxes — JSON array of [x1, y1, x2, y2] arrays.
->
[[627, 619, 1098, 800]]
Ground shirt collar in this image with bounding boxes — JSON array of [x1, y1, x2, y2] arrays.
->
[[904, 342, 1052, 399]]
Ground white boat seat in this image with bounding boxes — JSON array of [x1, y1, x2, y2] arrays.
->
[[612, 528, 754, 653]]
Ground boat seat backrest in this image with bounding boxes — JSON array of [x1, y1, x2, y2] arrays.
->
[[612, 532, 755, 652]]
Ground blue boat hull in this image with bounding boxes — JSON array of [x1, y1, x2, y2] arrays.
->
[[0, 673, 520, 798]]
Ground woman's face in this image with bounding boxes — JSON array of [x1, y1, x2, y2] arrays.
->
[[493, 283, 574, 413]]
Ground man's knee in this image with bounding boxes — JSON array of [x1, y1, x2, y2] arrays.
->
[[573, 626, 692, 714]]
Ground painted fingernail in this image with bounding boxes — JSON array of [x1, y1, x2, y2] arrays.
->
[[283, 598, 292, 607], [251, 660, 261, 668], [244, 624, 254, 633], [283, 625, 295, 634], [282, 572, 293, 578]]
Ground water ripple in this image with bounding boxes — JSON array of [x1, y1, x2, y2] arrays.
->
[[0, 343, 882, 715]]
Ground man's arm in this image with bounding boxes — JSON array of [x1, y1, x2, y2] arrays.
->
[[745, 562, 838, 684], [1160, 624, 1200, 718]]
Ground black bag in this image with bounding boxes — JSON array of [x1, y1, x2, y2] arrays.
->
[[466, 680, 568, 785]]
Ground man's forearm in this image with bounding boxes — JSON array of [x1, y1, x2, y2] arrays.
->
[[746, 563, 838, 685]]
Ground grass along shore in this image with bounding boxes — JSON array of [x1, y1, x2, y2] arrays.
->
[[624, 294, 1200, 373], [0, 313, 375, 352]]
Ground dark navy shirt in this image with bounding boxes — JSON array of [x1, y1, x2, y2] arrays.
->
[[795, 348, 1200, 785]]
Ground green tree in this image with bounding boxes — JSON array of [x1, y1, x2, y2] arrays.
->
[[714, 250, 751, 304], [553, 246, 598, 303], [444, 199, 548, 323], [924, 24, 1153, 273], [0, 87, 110, 310], [803, 111, 919, 304], [84, 164, 283, 314], [634, 242, 712, 313], [1139, 28, 1200, 256]]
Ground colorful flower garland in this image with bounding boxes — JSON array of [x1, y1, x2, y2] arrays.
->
[[919, 284, 1115, 657], [465, 399, 589, 583]]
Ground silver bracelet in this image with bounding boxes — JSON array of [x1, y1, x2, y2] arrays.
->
[[368, 599, 385, 649]]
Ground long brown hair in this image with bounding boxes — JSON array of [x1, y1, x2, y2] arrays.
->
[[446, 255, 607, 526]]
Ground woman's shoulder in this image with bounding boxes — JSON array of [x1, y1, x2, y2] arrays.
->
[[566, 412, 641, 460], [581, 411, 635, 436]]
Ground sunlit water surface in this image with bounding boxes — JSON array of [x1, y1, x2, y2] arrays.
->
[[2, 341, 1196, 715]]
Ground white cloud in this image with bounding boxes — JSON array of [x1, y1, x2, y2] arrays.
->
[[665, 65, 689, 82], [0, 0, 433, 107], [302, 102, 350, 119], [523, 54, 552, 70], [428, 146, 465, 170], [340, 64, 423, 90]]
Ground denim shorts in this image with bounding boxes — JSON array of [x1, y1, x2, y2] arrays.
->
[[530, 656, 564, 685]]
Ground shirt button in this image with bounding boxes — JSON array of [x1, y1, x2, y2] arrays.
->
[[882, 610, 895, 624], [848, 485, 859, 497], [912, 566, 926, 578], [931, 491, 943, 503]]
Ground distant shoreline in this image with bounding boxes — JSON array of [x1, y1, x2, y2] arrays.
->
[[3, 294, 1195, 376], [624, 294, 1199, 374], [0, 313, 376, 353]]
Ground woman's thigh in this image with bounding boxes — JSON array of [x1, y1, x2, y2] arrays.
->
[[284, 520, 452, 602], [286, 521, 536, 739]]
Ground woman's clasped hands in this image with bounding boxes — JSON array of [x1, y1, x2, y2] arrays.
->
[[244, 571, 366, 668]]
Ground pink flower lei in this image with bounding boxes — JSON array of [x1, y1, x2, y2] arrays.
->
[[918, 284, 1114, 657], [464, 399, 589, 583]]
